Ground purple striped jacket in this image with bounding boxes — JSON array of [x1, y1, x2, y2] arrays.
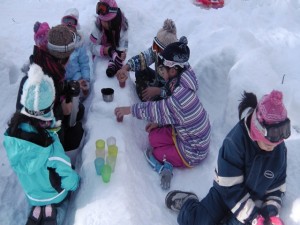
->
[[131, 67, 211, 167]]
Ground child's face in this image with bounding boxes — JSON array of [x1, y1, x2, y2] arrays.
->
[[257, 140, 278, 152], [157, 65, 168, 81]]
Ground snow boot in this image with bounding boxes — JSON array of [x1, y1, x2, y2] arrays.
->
[[106, 60, 117, 77], [25, 206, 42, 225], [165, 190, 199, 212], [42, 204, 57, 225], [144, 148, 173, 190]]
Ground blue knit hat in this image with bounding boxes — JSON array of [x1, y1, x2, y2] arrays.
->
[[20, 64, 56, 123]]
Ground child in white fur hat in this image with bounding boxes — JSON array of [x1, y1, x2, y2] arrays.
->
[[61, 8, 91, 101], [4, 64, 80, 225]]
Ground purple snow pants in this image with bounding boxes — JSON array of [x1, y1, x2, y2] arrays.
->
[[148, 126, 185, 167]]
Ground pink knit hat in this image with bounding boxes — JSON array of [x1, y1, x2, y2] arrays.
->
[[34, 22, 50, 49], [250, 90, 287, 144], [97, 0, 118, 22]]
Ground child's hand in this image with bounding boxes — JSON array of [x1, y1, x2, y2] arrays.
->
[[142, 87, 161, 101], [116, 67, 128, 82], [114, 107, 131, 118]]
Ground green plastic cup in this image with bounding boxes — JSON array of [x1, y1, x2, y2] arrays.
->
[[101, 164, 112, 183]]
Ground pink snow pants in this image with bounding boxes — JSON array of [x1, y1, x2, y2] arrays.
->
[[149, 126, 186, 167]]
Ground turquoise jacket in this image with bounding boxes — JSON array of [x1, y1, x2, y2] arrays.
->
[[3, 123, 80, 206]]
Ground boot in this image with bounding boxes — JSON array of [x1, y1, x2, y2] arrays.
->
[[165, 190, 199, 212]]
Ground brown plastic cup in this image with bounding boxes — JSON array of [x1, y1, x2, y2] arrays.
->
[[119, 80, 126, 88], [117, 115, 123, 122]]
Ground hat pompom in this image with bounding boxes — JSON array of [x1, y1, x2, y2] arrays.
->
[[256, 90, 287, 124], [179, 36, 188, 45], [33, 21, 41, 33], [162, 19, 177, 35]]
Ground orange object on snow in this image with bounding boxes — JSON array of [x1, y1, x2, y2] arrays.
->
[[194, 0, 224, 9]]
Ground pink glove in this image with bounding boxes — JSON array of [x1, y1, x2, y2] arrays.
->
[[268, 216, 284, 225], [252, 215, 265, 225]]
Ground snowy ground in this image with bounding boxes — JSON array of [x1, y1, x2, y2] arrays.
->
[[1, 0, 300, 224]]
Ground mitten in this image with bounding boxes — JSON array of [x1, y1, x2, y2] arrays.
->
[[61, 173, 80, 191], [108, 47, 123, 69], [261, 205, 279, 218], [160, 161, 173, 190], [251, 215, 265, 225], [267, 216, 284, 225]]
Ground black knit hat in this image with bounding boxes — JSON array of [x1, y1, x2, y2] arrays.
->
[[160, 36, 190, 67]]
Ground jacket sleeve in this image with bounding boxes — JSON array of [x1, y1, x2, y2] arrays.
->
[[89, 24, 106, 57], [131, 87, 187, 126], [213, 137, 258, 224], [261, 146, 287, 218], [78, 47, 90, 81], [126, 47, 156, 71], [46, 134, 80, 192]]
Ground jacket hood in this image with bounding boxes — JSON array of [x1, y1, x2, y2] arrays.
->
[[4, 129, 52, 175], [179, 66, 198, 92]]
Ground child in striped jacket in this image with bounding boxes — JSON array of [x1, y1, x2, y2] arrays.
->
[[114, 38, 211, 190]]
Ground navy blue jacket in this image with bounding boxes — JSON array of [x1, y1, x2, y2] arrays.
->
[[210, 115, 287, 223]]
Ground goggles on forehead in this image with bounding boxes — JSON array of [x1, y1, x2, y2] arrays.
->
[[47, 31, 77, 53], [157, 54, 187, 68], [253, 109, 291, 143], [62, 16, 77, 28], [96, 2, 118, 15]]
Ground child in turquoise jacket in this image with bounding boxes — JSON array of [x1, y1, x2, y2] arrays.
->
[[4, 64, 80, 225]]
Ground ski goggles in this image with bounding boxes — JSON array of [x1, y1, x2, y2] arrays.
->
[[157, 54, 187, 68], [62, 16, 77, 28], [96, 2, 118, 15], [253, 110, 291, 143]]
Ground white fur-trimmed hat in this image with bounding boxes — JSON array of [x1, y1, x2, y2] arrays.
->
[[20, 64, 56, 122]]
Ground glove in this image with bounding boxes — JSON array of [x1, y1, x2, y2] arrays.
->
[[108, 47, 123, 69], [266, 216, 284, 225], [251, 215, 265, 225], [160, 169, 172, 190], [61, 173, 80, 191], [79, 79, 90, 96], [160, 161, 173, 190], [261, 205, 279, 218]]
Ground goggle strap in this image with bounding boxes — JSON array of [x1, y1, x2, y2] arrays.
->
[[24, 102, 54, 117], [253, 109, 267, 136]]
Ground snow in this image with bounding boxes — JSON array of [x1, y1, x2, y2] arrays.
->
[[1, 0, 300, 224]]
